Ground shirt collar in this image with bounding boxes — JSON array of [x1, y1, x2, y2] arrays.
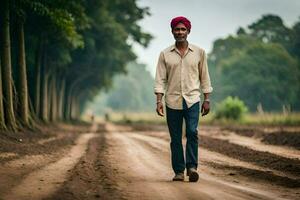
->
[[170, 43, 194, 52]]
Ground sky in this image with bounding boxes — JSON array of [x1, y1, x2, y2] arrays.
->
[[133, 0, 300, 76]]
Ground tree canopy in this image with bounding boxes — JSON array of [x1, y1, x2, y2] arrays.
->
[[0, 0, 152, 130], [209, 14, 300, 112]]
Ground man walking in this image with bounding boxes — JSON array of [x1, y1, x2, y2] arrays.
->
[[154, 16, 213, 182]]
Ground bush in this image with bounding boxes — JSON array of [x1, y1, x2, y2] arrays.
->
[[215, 96, 248, 120]]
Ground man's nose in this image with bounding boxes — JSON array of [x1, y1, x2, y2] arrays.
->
[[178, 30, 184, 34]]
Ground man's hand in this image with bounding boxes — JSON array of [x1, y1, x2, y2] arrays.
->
[[156, 102, 164, 117], [201, 101, 210, 116]]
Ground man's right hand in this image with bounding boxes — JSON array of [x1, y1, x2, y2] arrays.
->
[[156, 102, 164, 116]]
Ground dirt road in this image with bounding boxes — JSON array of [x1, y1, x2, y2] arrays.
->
[[0, 123, 299, 200]]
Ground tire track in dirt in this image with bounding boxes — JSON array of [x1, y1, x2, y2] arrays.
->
[[2, 133, 98, 200], [129, 132, 300, 189], [203, 161, 300, 188], [102, 131, 292, 200], [113, 124, 300, 199], [201, 130, 300, 160], [222, 126, 300, 150], [47, 133, 127, 200], [3, 123, 298, 200], [200, 136, 300, 177]]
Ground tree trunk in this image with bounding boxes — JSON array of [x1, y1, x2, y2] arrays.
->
[[64, 86, 73, 121], [40, 72, 49, 122], [72, 90, 84, 121], [39, 54, 49, 122], [48, 75, 53, 121], [57, 78, 65, 121], [49, 74, 58, 122], [33, 37, 43, 116], [70, 95, 77, 121], [78, 92, 87, 118], [75, 96, 81, 120], [16, 19, 29, 126], [0, 0, 17, 130], [0, 60, 6, 129]]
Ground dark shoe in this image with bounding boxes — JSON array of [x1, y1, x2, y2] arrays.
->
[[187, 168, 199, 182], [172, 173, 184, 181]]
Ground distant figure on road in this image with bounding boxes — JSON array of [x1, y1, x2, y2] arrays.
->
[[154, 16, 213, 182]]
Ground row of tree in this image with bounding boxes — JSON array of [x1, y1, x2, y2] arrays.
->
[[88, 62, 155, 114], [0, 0, 152, 130], [209, 15, 300, 112]]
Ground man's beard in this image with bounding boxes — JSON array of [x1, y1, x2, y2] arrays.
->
[[175, 37, 186, 42]]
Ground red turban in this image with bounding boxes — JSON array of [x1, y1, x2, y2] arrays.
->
[[170, 16, 191, 31]]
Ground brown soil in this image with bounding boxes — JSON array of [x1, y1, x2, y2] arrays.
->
[[0, 122, 299, 200], [200, 136, 300, 177], [45, 134, 126, 200], [0, 123, 90, 163], [262, 131, 300, 150], [224, 126, 300, 150]]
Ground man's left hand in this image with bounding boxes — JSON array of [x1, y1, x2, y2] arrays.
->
[[201, 101, 210, 116]]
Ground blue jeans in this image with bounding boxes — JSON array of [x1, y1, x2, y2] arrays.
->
[[166, 99, 200, 174]]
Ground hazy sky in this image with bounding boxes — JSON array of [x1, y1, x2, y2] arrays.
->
[[133, 0, 300, 76]]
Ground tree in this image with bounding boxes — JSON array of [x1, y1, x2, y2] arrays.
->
[[0, 0, 152, 129], [62, 0, 152, 120], [0, 0, 17, 130], [88, 62, 155, 113], [14, 1, 30, 125], [0, 61, 6, 129], [209, 15, 300, 111], [291, 18, 300, 110], [290, 18, 300, 60], [220, 43, 299, 111], [248, 14, 293, 52], [236, 27, 246, 36], [106, 62, 155, 111], [208, 35, 258, 103], [24, 0, 88, 122]]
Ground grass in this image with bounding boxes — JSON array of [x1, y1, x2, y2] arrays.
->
[[241, 112, 300, 126], [87, 111, 300, 126]]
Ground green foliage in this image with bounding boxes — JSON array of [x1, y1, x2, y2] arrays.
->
[[215, 96, 248, 120], [1, 0, 153, 126], [220, 43, 299, 111], [209, 14, 300, 112], [20, 0, 153, 116], [22, 0, 87, 48], [89, 62, 155, 113], [106, 62, 155, 111], [291, 18, 300, 60], [248, 14, 293, 51], [64, 0, 153, 107]]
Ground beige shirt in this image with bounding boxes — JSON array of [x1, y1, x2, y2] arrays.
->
[[154, 43, 213, 109]]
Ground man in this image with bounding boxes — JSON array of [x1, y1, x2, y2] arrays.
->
[[154, 16, 213, 182]]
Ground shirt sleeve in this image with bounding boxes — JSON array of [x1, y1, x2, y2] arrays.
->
[[199, 50, 213, 93], [154, 52, 167, 94]]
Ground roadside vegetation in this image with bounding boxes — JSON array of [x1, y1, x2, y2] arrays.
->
[[89, 111, 300, 127]]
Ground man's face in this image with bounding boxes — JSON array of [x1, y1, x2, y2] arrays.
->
[[172, 23, 189, 42]]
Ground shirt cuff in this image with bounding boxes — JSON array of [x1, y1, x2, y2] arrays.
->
[[201, 87, 213, 93], [154, 87, 165, 94]]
